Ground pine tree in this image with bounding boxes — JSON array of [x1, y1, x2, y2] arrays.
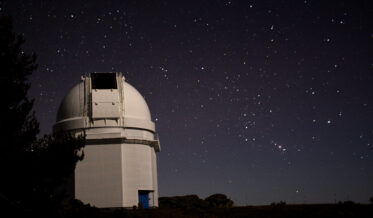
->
[[0, 16, 85, 213], [0, 16, 39, 153], [0, 16, 40, 205]]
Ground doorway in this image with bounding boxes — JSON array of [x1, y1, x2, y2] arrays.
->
[[138, 190, 150, 209]]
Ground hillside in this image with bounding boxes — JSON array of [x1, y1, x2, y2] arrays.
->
[[132, 204, 373, 218]]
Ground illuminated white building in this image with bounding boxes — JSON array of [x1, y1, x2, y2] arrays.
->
[[53, 72, 160, 208]]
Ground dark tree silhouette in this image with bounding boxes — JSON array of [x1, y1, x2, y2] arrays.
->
[[205, 194, 234, 208], [159, 195, 208, 209], [30, 134, 85, 206], [0, 18, 39, 149], [0, 16, 85, 214], [0, 15, 40, 206]]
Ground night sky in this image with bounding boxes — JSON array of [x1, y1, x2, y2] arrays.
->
[[2, 0, 373, 205]]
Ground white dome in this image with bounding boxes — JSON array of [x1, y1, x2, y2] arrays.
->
[[122, 82, 151, 121], [54, 73, 155, 133]]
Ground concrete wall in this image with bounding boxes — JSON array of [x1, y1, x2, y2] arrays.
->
[[75, 134, 158, 208], [122, 143, 156, 207], [75, 144, 123, 208]]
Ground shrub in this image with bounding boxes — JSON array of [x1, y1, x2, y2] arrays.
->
[[205, 194, 234, 208], [159, 195, 208, 209]]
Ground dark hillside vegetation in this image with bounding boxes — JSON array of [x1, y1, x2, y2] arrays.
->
[[133, 201, 373, 218]]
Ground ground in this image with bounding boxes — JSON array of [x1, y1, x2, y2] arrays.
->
[[131, 204, 373, 218]]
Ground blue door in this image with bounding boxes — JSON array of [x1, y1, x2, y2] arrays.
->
[[138, 191, 149, 209]]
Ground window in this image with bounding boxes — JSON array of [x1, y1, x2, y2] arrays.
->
[[91, 73, 117, 89]]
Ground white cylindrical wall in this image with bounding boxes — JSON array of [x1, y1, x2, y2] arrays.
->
[[122, 143, 157, 207], [75, 144, 123, 208]]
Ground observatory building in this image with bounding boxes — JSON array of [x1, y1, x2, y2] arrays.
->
[[53, 72, 160, 208]]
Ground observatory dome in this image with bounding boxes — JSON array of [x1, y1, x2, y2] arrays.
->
[[54, 72, 160, 208], [53, 73, 155, 133]]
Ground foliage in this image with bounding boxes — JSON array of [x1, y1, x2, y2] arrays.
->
[[30, 134, 85, 205], [0, 16, 39, 153], [0, 16, 85, 215], [0, 15, 40, 207], [54, 199, 134, 218], [271, 201, 287, 206], [159, 194, 234, 209], [342, 201, 356, 205], [159, 195, 209, 209], [133, 204, 373, 218], [205, 193, 234, 208]]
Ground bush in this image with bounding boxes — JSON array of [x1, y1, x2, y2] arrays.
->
[[271, 201, 287, 206], [159, 195, 208, 209], [159, 194, 235, 209], [205, 194, 234, 208]]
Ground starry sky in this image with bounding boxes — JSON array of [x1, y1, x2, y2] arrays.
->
[[2, 0, 373, 205]]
